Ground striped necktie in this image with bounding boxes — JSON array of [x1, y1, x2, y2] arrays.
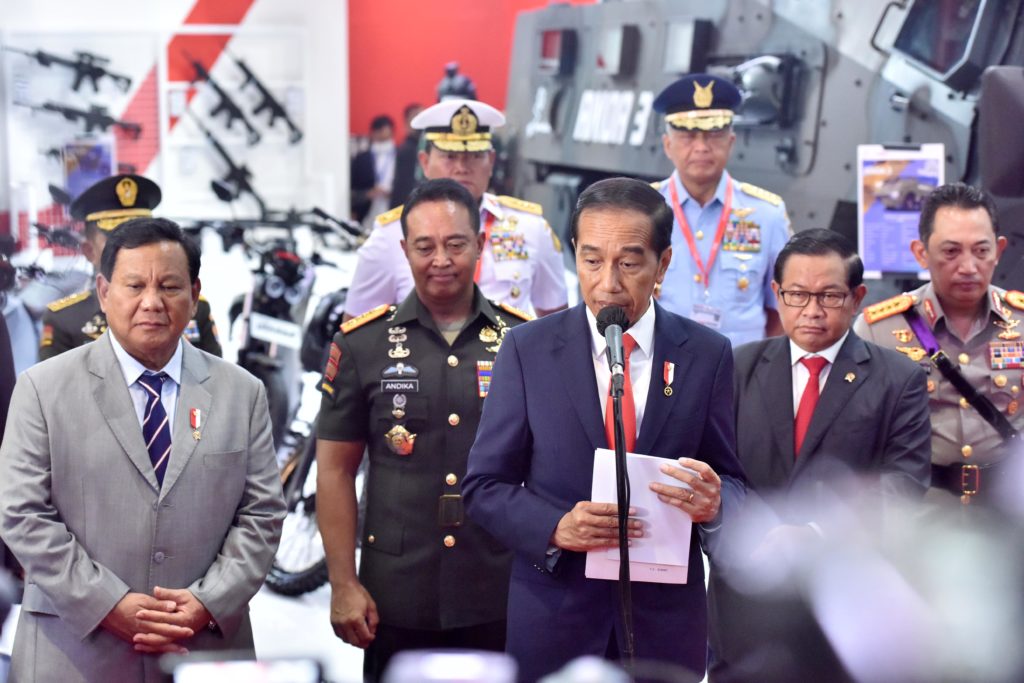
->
[[138, 372, 172, 485]]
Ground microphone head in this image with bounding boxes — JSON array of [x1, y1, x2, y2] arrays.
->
[[596, 305, 631, 336]]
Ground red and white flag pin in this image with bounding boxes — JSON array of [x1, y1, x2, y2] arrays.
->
[[190, 408, 202, 441], [663, 361, 675, 397]]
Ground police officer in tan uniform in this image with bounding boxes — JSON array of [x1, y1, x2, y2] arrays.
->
[[39, 175, 221, 360], [853, 183, 1024, 506], [316, 179, 530, 681]]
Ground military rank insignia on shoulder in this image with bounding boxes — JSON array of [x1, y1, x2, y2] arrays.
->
[[340, 304, 393, 334], [496, 301, 533, 322], [650, 180, 666, 191], [738, 182, 782, 207], [863, 294, 915, 324], [46, 290, 91, 312], [1005, 290, 1024, 312], [375, 205, 403, 226], [497, 195, 543, 216]]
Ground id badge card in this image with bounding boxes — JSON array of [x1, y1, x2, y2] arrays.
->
[[691, 303, 723, 329]]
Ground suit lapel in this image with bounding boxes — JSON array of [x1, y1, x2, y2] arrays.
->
[[755, 338, 797, 476], [160, 344, 212, 498], [89, 334, 160, 492], [635, 303, 691, 454], [794, 334, 871, 466], [554, 305, 605, 450]]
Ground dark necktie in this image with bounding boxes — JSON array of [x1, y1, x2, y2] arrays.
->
[[138, 372, 172, 485], [605, 334, 638, 453], [794, 356, 828, 456]]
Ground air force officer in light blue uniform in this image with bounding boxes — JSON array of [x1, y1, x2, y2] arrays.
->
[[652, 74, 790, 347]]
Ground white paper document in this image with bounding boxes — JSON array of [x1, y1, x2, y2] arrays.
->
[[585, 448, 693, 585]]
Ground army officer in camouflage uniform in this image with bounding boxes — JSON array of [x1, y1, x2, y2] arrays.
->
[[39, 174, 221, 360], [854, 183, 1024, 506], [316, 179, 530, 680]]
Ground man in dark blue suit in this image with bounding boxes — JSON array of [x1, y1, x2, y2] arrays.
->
[[463, 177, 746, 682]]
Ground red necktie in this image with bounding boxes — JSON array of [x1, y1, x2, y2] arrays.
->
[[605, 334, 638, 453], [794, 356, 828, 457]]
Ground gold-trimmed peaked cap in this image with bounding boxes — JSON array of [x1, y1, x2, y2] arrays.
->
[[70, 173, 162, 232], [653, 73, 742, 131], [412, 99, 505, 152]]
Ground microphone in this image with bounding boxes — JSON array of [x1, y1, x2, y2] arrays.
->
[[596, 306, 631, 387]]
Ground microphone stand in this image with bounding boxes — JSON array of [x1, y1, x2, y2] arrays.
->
[[610, 368, 636, 663]]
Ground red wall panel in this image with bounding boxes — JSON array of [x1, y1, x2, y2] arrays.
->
[[348, 0, 594, 138]]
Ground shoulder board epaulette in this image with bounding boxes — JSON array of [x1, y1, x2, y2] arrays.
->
[[497, 195, 543, 216], [496, 301, 534, 321], [863, 294, 915, 324], [545, 221, 563, 253], [650, 180, 666, 190], [46, 290, 91, 312], [340, 304, 393, 334], [1005, 290, 1024, 312], [198, 295, 209, 302], [738, 182, 782, 207], [375, 205, 403, 225]]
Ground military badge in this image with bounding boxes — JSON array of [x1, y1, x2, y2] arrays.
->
[[663, 361, 675, 397], [1010, 400, 1020, 416], [116, 177, 138, 207], [990, 341, 1024, 370], [477, 361, 494, 398], [392, 394, 407, 419], [324, 342, 341, 382], [693, 80, 714, 108], [722, 220, 762, 252], [41, 324, 54, 347], [844, 372, 856, 383], [383, 363, 419, 378], [479, 326, 499, 343], [896, 346, 928, 362], [995, 319, 1021, 341], [388, 342, 411, 359], [892, 329, 914, 344], [737, 276, 749, 291], [82, 314, 107, 338], [385, 425, 416, 456]]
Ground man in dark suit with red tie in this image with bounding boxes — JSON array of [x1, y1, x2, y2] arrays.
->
[[463, 177, 746, 682], [708, 229, 931, 683]]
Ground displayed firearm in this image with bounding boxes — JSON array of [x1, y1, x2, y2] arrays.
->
[[186, 54, 261, 146], [189, 111, 267, 218], [17, 101, 142, 139], [233, 54, 303, 144], [3, 47, 132, 93]]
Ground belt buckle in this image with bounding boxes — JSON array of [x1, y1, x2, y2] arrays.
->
[[960, 464, 980, 505]]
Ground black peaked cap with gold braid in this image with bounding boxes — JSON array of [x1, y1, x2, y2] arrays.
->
[[653, 73, 742, 132], [70, 174, 162, 232]]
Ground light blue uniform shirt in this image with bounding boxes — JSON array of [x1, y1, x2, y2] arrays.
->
[[656, 170, 790, 348]]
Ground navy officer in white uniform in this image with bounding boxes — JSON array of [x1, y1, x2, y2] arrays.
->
[[344, 98, 568, 321], [652, 73, 790, 347]]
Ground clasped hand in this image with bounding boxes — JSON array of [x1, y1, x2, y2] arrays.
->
[[101, 586, 212, 654]]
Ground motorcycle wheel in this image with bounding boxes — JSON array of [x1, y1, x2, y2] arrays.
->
[[265, 429, 329, 596]]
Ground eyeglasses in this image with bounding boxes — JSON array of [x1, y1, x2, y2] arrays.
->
[[778, 289, 850, 309]]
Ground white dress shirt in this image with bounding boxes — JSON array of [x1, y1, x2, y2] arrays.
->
[[585, 301, 656, 440], [108, 332, 183, 429], [788, 331, 849, 414]]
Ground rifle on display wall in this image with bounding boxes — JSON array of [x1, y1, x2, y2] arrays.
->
[[17, 101, 142, 139], [189, 111, 268, 219], [232, 55, 303, 144], [186, 54, 261, 146], [3, 47, 132, 93]]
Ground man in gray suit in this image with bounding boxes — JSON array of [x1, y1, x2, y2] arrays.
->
[[708, 229, 932, 683], [0, 218, 285, 683]]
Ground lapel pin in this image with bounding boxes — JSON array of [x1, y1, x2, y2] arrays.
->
[[190, 408, 202, 441], [663, 361, 675, 397], [844, 372, 856, 383]]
